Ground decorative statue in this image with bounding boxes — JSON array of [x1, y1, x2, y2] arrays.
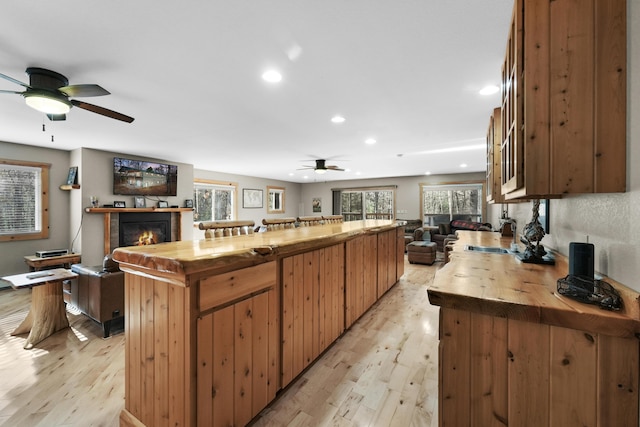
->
[[518, 199, 554, 264]]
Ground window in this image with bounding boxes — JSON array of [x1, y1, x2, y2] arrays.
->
[[338, 187, 395, 221], [193, 179, 237, 222], [421, 182, 484, 226], [0, 159, 50, 241]]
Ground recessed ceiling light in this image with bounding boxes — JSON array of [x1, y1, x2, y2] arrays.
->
[[289, 173, 294, 176], [331, 115, 345, 124], [365, 138, 376, 145], [479, 85, 500, 95], [460, 163, 468, 168], [262, 70, 282, 83], [425, 171, 431, 175]]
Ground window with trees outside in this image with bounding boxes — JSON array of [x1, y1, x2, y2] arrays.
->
[[193, 179, 237, 222], [420, 182, 484, 227], [339, 187, 395, 221], [0, 159, 50, 242]]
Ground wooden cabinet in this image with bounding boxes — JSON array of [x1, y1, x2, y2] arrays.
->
[[440, 308, 638, 426], [501, 0, 626, 200], [281, 244, 345, 387], [429, 231, 640, 426], [115, 220, 402, 427]]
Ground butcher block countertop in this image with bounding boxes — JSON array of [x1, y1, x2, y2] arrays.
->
[[113, 219, 397, 279], [428, 231, 640, 338]]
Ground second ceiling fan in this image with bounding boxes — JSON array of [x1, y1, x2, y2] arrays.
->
[[299, 159, 345, 174]]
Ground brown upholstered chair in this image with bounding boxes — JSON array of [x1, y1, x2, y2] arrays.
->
[[69, 254, 124, 338]]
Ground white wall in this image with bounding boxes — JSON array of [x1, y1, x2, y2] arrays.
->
[[0, 141, 72, 276], [486, 0, 640, 290]]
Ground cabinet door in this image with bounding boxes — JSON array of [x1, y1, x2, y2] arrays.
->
[[281, 244, 345, 386], [486, 108, 503, 203], [345, 234, 378, 328], [197, 288, 279, 427], [377, 230, 397, 297]]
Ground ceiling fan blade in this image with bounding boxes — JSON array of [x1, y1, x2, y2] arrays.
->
[[0, 89, 25, 95], [47, 114, 66, 121], [326, 166, 345, 171], [60, 84, 110, 97], [0, 71, 30, 89], [70, 99, 134, 123]]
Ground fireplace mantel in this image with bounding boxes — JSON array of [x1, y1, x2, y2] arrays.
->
[[85, 207, 192, 214], [85, 207, 192, 255]]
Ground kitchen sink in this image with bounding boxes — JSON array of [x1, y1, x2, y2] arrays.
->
[[464, 244, 519, 255]]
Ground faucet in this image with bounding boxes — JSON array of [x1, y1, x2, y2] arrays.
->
[[501, 218, 518, 251]]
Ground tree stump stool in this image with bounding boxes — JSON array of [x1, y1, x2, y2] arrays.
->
[[1, 268, 77, 349]]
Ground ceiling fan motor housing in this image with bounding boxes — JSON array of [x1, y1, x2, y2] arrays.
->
[[26, 67, 69, 90]]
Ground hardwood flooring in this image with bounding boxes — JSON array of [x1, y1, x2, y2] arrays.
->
[[0, 257, 441, 427]]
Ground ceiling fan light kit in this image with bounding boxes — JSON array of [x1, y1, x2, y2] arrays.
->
[[24, 91, 71, 114]]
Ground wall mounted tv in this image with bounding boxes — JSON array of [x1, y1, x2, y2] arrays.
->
[[113, 157, 178, 196]]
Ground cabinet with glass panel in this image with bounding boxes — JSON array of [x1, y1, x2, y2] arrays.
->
[[501, 0, 626, 199]]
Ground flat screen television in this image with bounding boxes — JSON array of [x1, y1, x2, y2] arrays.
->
[[113, 157, 178, 196]]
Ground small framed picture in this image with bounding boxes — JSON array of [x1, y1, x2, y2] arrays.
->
[[114, 200, 126, 208], [134, 196, 146, 208], [157, 201, 169, 208], [184, 199, 194, 208], [66, 167, 78, 185]]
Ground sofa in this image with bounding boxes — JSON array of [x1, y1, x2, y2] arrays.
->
[[415, 219, 493, 251]]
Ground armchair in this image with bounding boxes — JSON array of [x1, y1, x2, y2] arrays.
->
[[69, 254, 124, 338]]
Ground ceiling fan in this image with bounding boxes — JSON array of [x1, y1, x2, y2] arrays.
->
[[0, 67, 134, 123], [298, 159, 345, 174]]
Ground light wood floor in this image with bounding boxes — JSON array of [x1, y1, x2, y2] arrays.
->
[[0, 257, 441, 427]]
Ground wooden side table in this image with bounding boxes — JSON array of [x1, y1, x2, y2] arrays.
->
[[24, 253, 81, 271], [0, 268, 78, 349]]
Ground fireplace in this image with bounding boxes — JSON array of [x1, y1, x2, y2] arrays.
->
[[119, 212, 171, 247]]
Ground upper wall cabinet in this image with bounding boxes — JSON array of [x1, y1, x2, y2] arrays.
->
[[501, 0, 626, 200]]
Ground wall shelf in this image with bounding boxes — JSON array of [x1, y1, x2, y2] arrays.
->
[[59, 184, 81, 190]]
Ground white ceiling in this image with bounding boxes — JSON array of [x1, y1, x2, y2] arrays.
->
[[0, 1, 513, 183]]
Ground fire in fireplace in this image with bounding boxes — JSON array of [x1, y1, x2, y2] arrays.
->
[[119, 212, 171, 247]]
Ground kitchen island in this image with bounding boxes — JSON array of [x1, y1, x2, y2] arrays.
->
[[428, 231, 640, 426], [113, 220, 404, 427]]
